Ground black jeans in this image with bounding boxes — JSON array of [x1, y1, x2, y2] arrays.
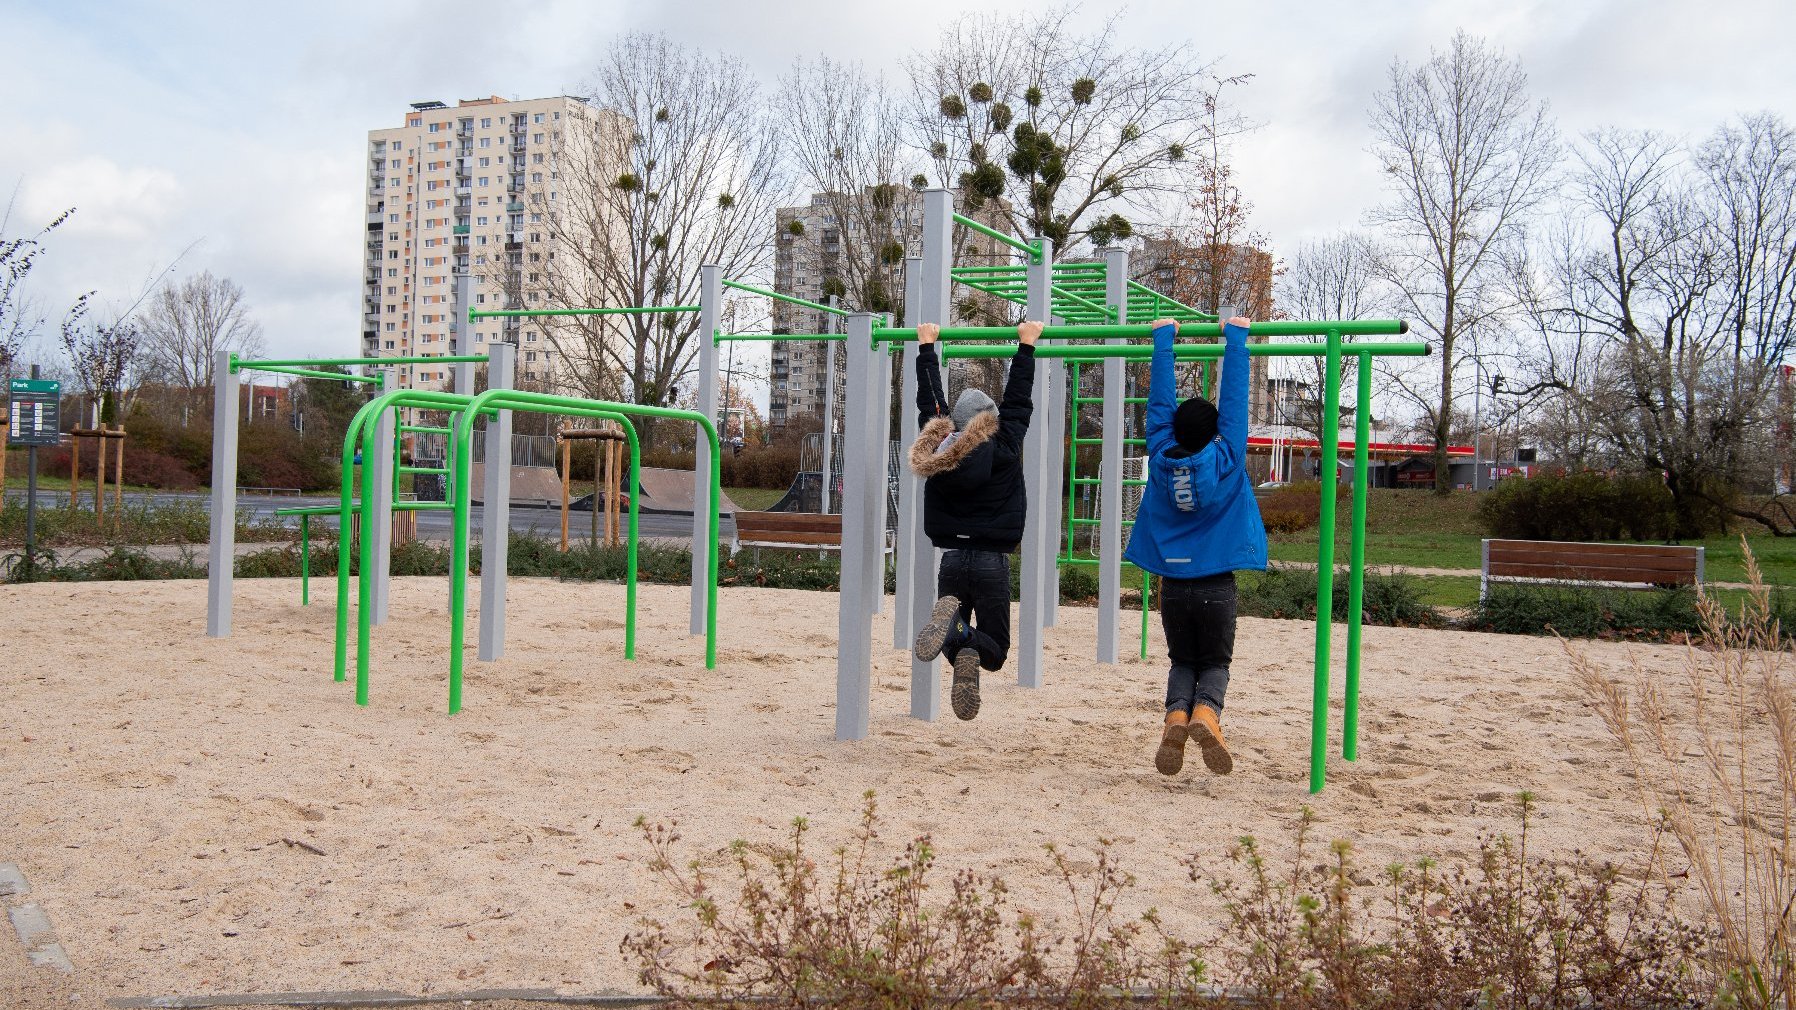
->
[[1160, 572, 1237, 715], [937, 549, 1012, 671]]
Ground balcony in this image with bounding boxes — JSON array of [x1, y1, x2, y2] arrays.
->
[[452, 224, 470, 235], [506, 201, 524, 212]]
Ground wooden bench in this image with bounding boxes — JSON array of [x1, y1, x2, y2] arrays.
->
[[733, 510, 844, 555], [1480, 538, 1705, 600]]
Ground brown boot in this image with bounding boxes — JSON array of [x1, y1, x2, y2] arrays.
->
[[1188, 704, 1233, 775], [1154, 710, 1189, 776]]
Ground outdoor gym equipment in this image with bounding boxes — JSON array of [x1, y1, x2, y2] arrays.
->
[[822, 188, 1428, 793], [206, 350, 493, 638]]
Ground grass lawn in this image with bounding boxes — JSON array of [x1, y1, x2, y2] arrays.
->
[[725, 487, 787, 511], [4, 473, 168, 496]]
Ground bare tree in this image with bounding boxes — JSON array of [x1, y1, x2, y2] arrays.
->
[[0, 188, 74, 379], [905, 8, 1234, 251], [1514, 118, 1796, 534], [59, 296, 140, 426], [538, 33, 787, 447], [139, 270, 265, 403], [1367, 31, 1560, 493], [777, 56, 921, 317], [1274, 233, 1384, 446]]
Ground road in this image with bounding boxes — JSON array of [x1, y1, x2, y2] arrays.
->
[[1, 488, 734, 543]]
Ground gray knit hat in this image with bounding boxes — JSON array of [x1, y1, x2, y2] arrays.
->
[[952, 388, 996, 430]]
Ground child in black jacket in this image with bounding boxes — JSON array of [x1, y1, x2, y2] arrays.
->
[[907, 319, 1042, 720]]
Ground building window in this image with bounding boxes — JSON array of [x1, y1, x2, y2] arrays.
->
[[386, 323, 396, 332], [532, 153, 544, 164], [533, 133, 544, 144], [428, 123, 439, 133], [479, 157, 490, 167], [481, 117, 492, 128], [533, 113, 544, 124], [480, 137, 490, 148]]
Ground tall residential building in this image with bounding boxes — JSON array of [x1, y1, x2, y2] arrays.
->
[[767, 188, 1009, 429], [361, 96, 626, 390], [1132, 236, 1276, 426]]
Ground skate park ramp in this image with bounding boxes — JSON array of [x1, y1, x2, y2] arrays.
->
[[470, 464, 736, 514], [634, 467, 739, 514], [468, 463, 567, 507]]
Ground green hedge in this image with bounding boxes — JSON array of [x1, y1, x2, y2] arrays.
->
[[1466, 583, 1753, 641], [1237, 567, 1447, 628], [1478, 470, 1729, 541]]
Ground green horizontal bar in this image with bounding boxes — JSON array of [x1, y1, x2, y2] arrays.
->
[[276, 502, 453, 518], [399, 466, 446, 474], [886, 320, 1409, 342], [951, 214, 1038, 259], [235, 354, 489, 369], [722, 279, 848, 318], [469, 305, 697, 320], [241, 363, 382, 385], [945, 340, 1424, 359], [401, 425, 452, 434]]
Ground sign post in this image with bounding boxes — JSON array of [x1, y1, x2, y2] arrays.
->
[[8, 369, 60, 578]]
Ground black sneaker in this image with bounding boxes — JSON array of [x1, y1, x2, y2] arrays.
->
[[913, 596, 963, 662], [950, 650, 981, 720]]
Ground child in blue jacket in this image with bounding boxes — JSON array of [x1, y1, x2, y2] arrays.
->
[[1123, 316, 1267, 776]]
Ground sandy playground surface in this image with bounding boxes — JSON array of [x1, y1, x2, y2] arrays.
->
[[0, 575, 1691, 1003]]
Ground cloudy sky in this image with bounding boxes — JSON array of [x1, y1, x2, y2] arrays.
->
[[4, 0, 1792, 397]]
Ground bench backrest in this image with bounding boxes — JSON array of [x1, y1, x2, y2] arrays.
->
[[735, 510, 843, 547], [1482, 539, 1704, 591]]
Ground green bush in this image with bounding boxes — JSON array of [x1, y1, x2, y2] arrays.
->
[[1466, 583, 1760, 642], [1479, 471, 1730, 542], [1238, 566, 1446, 627]]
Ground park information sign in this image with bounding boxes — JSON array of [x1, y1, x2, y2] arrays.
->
[[7, 378, 61, 446]]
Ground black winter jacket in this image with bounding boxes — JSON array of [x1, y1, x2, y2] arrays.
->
[[907, 343, 1036, 552]]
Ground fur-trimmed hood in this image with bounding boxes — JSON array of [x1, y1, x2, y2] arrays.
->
[[908, 411, 999, 478]]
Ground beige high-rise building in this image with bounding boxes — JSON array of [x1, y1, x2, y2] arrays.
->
[[361, 96, 626, 390]]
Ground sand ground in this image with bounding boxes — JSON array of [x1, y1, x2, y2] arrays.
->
[[0, 576, 1680, 1003]]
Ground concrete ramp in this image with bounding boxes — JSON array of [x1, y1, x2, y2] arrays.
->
[[469, 464, 564, 507], [636, 467, 739, 514]]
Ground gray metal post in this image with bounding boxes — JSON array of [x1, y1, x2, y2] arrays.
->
[[893, 256, 924, 649], [692, 266, 722, 635], [369, 370, 397, 625], [872, 312, 894, 616], [821, 295, 838, 516], [478, 341, 516, 661], [1096, 248, 1129, 663], [205, 349, 239, 637], [1043, 320, 1065, 628], [1017, 237, 1055, 688], [836, 313, 878, 741], [908, 192, 953, 719], [453, 274, 474, 397]]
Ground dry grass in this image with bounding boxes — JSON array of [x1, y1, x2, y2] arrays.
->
[[1573, 537, 1796, 1008]]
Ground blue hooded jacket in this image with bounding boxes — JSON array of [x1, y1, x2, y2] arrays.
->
[[1123, 321, 1268, 580]]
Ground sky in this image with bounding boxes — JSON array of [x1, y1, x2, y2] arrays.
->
[[3, 0, 1793, 407]]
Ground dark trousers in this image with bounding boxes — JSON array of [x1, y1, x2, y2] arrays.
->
[[937, 549, 1012, 671], [1160, 572, 1237, 715]]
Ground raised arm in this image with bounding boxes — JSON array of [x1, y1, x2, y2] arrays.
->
[[994, 320, 1041, 452], [1217, 317, 1250, 454], [914, 322, 946, 428], [1145, 318, 1179, 457]]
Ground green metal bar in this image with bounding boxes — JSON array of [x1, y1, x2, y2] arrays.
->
[[951, 213, 1039, 260], [336, 389, 478, 691], [399, 466, 445, 475], [469, 305, 697, 320], [884, 320, 1409, 342], [942, 341, 1427, 360], [337, 389, 643, 705], [1125, 281, 1216, 321], [1311, 328, 1343, 794], [240, 363, 382, 385], [1344, 351, 1372, 762], [237, 354, 491, 369], [722, 279, 848, 318], [402, 424, 452, 434], [277, 502, 453, 517], [448, 391, 707, 713]]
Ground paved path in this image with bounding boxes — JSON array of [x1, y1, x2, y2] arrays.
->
[[1269, 557, 1759, 591]]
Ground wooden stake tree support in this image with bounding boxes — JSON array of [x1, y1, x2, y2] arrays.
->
[[67, 425, 126, 522], [557, 425, 628, 551]]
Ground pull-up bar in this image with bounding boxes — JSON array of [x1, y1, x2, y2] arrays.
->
[[468, 305, 698, 320], [940, 341, 1430, 359], [238, 363, 381, 385], [714, 332, 846, 342], [234, 354, 492, 370], [952, 213, 1041, 262], [722, 279, 849, 318], [875, 319, 1409, 342]]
